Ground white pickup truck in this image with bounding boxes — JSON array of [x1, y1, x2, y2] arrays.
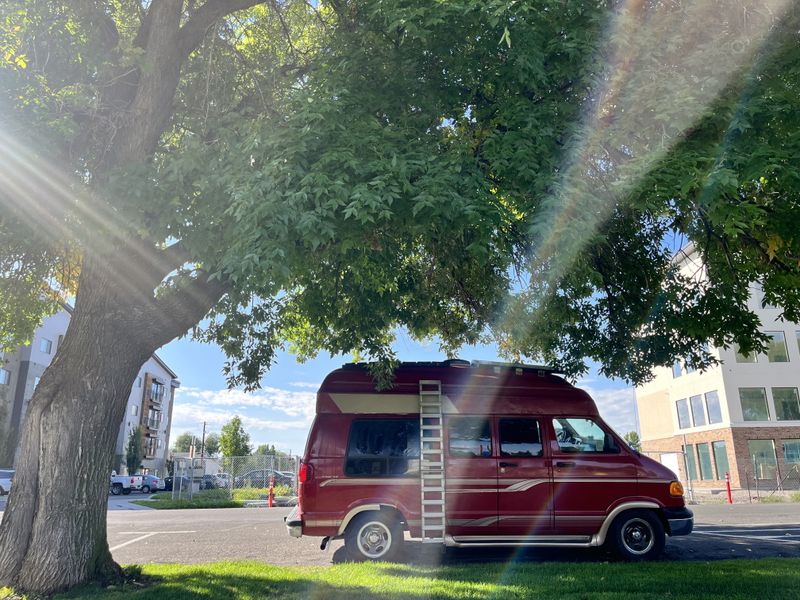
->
[[109, 473, 142, 496]]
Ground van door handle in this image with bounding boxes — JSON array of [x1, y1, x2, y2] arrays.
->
[[498, 462, 518, 468], [556, 461, 576, 468]]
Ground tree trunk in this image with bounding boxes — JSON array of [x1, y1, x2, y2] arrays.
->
[[0, 263, 160, 593]]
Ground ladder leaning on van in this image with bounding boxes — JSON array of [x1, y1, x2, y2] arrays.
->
[[419, 380, 446, 543]]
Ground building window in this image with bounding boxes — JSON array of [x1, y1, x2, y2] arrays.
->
[[734, 345, 757, 363], [39, 338, 52, 354], [712, 441, 730, 478], [796, 331, 800, 356], [773, 387, 800, 421], [0, 368, 9, 385], [696, 443, 714, 480], [683, 444, 698, 481], [690, 395, 706, 427], [705, 391, 723, 424], [33, 377, 41, 390], [739, 388, 770, 421], [784, 440, 800, 464], [676, 399, 691, 429], [131, 405, 138, 416], [671, 361, 682, 378], [748, 440, 778, 480], [137, 376, 142, 388], [766, 331, 789, 362]]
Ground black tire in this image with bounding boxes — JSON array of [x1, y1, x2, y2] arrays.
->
[[344, 511, 404, 562], [111, 483, 123, 496], [122, 488, 132, 495], [141, 485, 151, 494], [607, 509, 665, 561]]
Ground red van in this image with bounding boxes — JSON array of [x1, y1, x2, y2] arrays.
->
[[285, 360, 692, 561]]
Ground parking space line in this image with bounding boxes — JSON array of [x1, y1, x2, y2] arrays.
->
[[117, 531, 197, 535], [693, 531, 800, 544], [110, 533, 157, 551]]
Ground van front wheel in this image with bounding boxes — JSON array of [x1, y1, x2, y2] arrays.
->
[[607, 509, 665, 561], [344, 512, 403, 562]]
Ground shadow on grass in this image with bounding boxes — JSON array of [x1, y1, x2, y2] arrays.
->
[[52, 557, 800, 600]]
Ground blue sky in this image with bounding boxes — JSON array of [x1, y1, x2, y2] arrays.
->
[[160, 333, 638, 456]]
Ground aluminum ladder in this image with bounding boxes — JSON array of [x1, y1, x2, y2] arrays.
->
[[419, 380, 446, 543]]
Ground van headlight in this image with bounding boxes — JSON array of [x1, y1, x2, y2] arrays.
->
[[669, 481, 684, 497]]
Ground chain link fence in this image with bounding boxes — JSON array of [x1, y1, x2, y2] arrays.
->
[[168, 455, 299, 505]]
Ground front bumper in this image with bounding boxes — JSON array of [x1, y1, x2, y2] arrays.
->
[[664, 506, 694, 536], [285, 505, 303, 538]]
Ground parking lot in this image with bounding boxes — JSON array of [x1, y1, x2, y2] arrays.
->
[[105, 502, 800, 566], [2, 498, 799, 565]]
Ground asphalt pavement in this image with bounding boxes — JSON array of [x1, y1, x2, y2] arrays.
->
[[2, 498, 799, 566], [106, 502, 800, 567]]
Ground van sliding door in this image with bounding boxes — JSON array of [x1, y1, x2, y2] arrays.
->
[[444, 416, 498, 536]]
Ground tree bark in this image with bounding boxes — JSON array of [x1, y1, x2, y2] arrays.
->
[[0, 1, 257, 592], [0, 255, 227, 594]]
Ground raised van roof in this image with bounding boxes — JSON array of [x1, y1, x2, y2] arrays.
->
[[315, 360, 598, 416]]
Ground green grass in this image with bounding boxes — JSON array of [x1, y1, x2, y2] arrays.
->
[[790, 491, 800, 502], [758, 495, 786, 503], [3, 558, 791, 599], [132, 486, 295, 509]]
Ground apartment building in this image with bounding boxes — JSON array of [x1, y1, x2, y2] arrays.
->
[[636, 245, 800, 491], [0, 307, 179, 475]]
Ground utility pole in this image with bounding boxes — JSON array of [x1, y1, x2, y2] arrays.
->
[[200, 421, 207, 480]]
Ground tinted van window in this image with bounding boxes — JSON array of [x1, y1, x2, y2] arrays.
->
[[499, 418, 543, 457], [448, 417, 492, 457], [345, 419, 419, 476]]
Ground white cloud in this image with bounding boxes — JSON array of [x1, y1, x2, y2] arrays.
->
[[288, 382, 320, 389], [169, 402, 309, 433], [177, 386, 315, 420]]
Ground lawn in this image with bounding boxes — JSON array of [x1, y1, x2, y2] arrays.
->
[[131, 487, 294, 510], [3, 558, 794, 599]]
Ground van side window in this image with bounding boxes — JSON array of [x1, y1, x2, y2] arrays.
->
[[499, 418, 543, 457], [552, 418, 619, 454], [345, 419, 419, 477], [447, 417, 492, 457]]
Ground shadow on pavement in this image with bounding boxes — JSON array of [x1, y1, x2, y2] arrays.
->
[[331, 523, 800, 565]]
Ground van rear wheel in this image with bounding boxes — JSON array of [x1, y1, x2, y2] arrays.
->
[[344, 512, 403, 562], [607, 509, 665, 561]]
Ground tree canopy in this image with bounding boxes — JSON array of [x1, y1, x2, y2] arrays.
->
[[3, 0, 800, 594], [219, 416, 252, 457], [203, 432, 220, 457], [2, 1, 799, 390], [171, 431, 194, 454], [124, 426, 144, 475]]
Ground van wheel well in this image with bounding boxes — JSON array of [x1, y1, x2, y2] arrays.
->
[[378, 505, 407, 530]]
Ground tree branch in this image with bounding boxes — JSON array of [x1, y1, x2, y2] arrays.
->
[[178, 0, 266, 57], [146, 270, 231, 348]]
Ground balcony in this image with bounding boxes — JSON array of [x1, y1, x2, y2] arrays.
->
[[145, 417, 162, 431]]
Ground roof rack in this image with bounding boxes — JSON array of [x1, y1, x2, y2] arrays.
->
[[341, 359, 562, 374]]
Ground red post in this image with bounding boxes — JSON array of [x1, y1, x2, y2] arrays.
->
[[268, 474, 274, 508], [725, 472, 733, 504]]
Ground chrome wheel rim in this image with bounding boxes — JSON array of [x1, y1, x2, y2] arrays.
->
[[621, 517, 655, 555], [357, 521, 392, 559]]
